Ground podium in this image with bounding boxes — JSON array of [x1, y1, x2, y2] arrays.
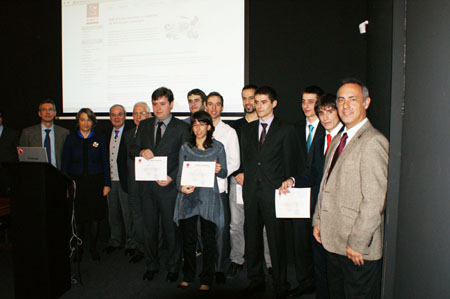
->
[[9, 163, 71, 299]]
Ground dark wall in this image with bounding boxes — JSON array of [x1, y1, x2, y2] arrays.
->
[[392, 0, 450, 298], [248, 0, 367, 124], [2, 0, 368, 131]]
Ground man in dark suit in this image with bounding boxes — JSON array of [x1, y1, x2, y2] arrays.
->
[[19, 99, 69, 169], [104, 104, 135, 256], [312, 79, 388, 298], [130, 87, 190, 283], [280, 94, 343, 299], [0, 109, 19, 196], [240, 86, 300, 299], [124, 102, 152, 263]]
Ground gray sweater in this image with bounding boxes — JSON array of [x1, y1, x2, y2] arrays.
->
[[173, 140, 227, 229]]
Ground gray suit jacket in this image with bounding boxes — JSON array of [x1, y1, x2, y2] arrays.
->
[[312, 120, 389, 261], [19, 124, 69, 169]]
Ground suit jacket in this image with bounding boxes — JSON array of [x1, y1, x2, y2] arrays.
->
[[294, 126, 344, 214], [0, 127, 20, 196], [312, 120, 389, 260], [19, 124, 69, 169], [130, 116, 190, 184], [241, 117, 300, 194], [105, 124, 132, 192], [295, 120, 325, 168], [0, 127, 19, 163]]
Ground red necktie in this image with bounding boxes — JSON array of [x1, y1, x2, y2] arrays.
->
[[326, 132, 348, 181], [325, 133, 332, 155]]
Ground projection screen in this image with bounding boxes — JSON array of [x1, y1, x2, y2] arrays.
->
[[62, 0, 245, 114]]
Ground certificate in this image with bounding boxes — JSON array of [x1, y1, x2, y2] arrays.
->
[[275, 188, 311, 218], [135, 156, 167, 181], [180, 161, 215, 188]]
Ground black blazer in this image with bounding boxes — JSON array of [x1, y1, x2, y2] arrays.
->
[[295, 120, 325, 168], [130, 116, 190, 183], [0, 127, 19, 163], [241, 117, 302, 192], [105, 124, 132, 192], [294, 126, 344, 214]]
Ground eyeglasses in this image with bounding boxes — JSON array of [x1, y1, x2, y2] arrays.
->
[[132, 112, 149, 116], [40, 108, 55, 112]]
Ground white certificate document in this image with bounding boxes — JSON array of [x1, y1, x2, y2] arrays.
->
[[180, 161, 215, 188], [135, 156, 167, 181], [275, 188, 311, 218], [235, 184, 244, 205]]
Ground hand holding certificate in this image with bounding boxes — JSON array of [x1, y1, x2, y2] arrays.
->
[[275, 188, 311, 218], [180, 161, 216, 188], [135, 156, 167, 181]]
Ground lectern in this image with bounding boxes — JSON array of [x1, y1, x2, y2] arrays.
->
[[9, 162, 71, 299]]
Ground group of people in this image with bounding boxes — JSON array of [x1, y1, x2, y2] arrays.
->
[[0, 78, 388, 299]]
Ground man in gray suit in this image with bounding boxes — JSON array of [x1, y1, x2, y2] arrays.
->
[[19, 99, 69, 169], [312, 79, 389, 299]]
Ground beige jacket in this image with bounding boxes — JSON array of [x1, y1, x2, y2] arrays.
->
[[312, 120, 389, 260]]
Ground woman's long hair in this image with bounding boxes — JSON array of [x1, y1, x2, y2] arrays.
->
[[187, 110, 215, 149]]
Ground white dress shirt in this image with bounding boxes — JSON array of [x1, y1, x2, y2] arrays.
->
[[213, 120, 240, 193]]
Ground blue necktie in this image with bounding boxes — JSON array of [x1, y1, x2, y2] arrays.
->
[[306, 124, 314, 152], [114, 129, 120, 139], [44, 129, 51, 163]]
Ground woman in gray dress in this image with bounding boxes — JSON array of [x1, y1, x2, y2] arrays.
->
[[173, 110, 227, 292]]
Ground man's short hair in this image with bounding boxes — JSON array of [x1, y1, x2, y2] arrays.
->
[[206, 91, 224, 106], [187, 88, 207, 104], [133, 101, 151, 113], [302, 86, 324, 99], [255, 86, 277, 102], [109, 104, 126, 114], [242, 84, 258, 92], [152, 87, 174, 103], [340, 78, 370, 100], [38, 99, 56, 111], [76, 108, 97, 127], [315, 93, 337, 115]]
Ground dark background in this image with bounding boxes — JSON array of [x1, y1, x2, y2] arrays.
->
[[1, 0, 449, 298]]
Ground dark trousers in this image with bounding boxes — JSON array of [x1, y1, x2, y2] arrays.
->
[[127, 177, 145, 252], [180, 216, 217, 285], [215, 192, 230, 272], [244, 182, 289, 293], [326, 252, 381, 299], [142, 182, 181, 272], [312, 234, 329, 299], [290, 218, 315, 289]]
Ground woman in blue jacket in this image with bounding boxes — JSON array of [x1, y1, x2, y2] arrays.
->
[[62, 108, 111, 261]]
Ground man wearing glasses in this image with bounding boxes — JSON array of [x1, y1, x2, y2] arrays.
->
[[19, 99, 69, 169]]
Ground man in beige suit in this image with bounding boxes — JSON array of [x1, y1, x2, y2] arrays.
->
[[312, 79, 389, 299]]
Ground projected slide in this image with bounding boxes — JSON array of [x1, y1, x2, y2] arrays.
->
[[62, 0, 245, 113]]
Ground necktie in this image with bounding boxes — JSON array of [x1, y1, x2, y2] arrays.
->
[[326, 132, 348, 181], [114, 129, 120, 139], [325, 133, 332, 155], [306, 124, 314, 152], [259, 123, 268, 145], [44, 129, 51, 163], [155, 121, 163, 147]]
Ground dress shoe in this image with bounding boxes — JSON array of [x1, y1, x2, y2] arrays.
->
[[166, 272, 179, 282], [267, 267, 273, 275], [124, 248, 136, 256], [215, 272, 226, 284], [103, 246, 121, 254], [275, 290, 290, 299], [288, 284, 315, 298], [177, 281, 191, 289], [128, 251, 144, 263], [242, 281, 266, 297], [142, 270, 158, 281], [226, 262, 244, 277]]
